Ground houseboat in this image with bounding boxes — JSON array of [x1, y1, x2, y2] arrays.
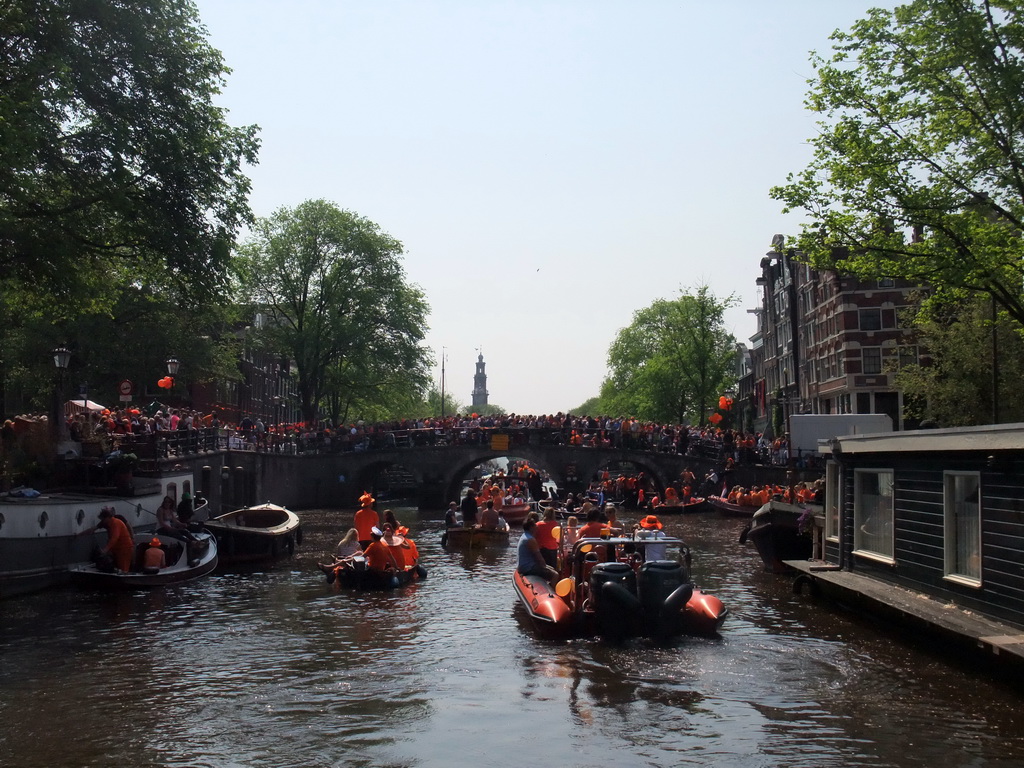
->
[[789, 423, 1024, 676]]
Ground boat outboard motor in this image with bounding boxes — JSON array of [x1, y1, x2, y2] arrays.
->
[[638, 560, 693, 637], [589, 562, 640, 641]]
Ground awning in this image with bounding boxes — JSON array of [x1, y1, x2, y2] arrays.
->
[[65, 399, 108, 417]]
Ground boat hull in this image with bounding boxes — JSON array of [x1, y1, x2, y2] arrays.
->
[[744, 501, 814, 573], [68, 530, 218, 589], [204, 503, 302, 565], [332, 561, 426, 590], [707, 495, 755, 518], [497, 502, 535, 526]]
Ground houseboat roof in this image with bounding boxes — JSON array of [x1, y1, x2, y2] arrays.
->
[[822, 422, 1024, 455]]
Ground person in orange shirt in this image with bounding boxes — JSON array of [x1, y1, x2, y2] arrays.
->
[[97, 507, 134, 572], [362, 527, 397, 572], [353, 492, 379, 549]]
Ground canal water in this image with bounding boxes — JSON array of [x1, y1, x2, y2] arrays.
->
[[2, 508, 1023, 768]]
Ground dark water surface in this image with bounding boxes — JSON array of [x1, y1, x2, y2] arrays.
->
[[2, 509, 1023, 768]]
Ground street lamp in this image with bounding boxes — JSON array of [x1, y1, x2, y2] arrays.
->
[[166, 356, 180, 376], [52, 346, 71, 446]]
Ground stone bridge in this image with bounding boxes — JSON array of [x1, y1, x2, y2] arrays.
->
[[331, 443, 723, 509], [184, 442, 817, 512]]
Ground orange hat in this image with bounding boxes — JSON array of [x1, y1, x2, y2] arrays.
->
[[639, 515, 662, 530], [149, 537, 162, 547]]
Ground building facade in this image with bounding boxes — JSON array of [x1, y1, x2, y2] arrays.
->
[[749, 236, 923, 436]]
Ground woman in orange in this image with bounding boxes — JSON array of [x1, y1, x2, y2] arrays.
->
[[353, 492, 379, 549]]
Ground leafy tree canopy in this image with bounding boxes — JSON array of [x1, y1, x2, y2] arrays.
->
[[601, 284, 737, 425], [237, 199, 431, 425], [771, 0, 1024, 326], [0, 0, 260, 309]]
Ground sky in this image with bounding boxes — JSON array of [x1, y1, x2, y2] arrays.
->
[[195, 0, 890, 416]]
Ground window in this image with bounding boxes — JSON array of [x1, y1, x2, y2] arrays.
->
[[825, 461, 841, 541], [860, 308, 882, 330], [854, 469, 894, 560], [878, 278, 895, 288], [944, 472, 981, 585], [899, 346, 918, 369], [863, 347, 882, 374]]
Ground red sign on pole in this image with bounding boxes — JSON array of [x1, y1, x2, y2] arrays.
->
[[118, 379, 133, 402]]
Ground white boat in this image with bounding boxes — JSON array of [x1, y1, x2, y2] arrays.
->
[[0, 470, 198, 599], [68, 530, 218, 588]]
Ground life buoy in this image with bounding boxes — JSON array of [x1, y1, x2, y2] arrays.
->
[[793, 574, 819, 597]]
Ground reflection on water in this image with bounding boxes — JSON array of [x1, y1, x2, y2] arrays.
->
[[2, 508, 1024, 768]]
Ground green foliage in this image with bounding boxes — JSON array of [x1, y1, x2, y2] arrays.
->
[[602, 284, 737, 424], [893, 292, 1024, 426], [0, 0, 259, 310], [771, 0, 1024, 326], [237, 200, 431, 425]]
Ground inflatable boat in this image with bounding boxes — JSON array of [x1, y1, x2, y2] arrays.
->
[[512, 536, 727, 641]]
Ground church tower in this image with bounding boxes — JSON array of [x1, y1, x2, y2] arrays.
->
[[471, 352, 489, 407]]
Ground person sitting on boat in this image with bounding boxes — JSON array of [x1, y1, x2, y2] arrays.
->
[[533, 507, 560, 569], [517, 518, 558, 585], [319, 528, 363, 576], [156, 495, 197, 543], [141, 537, 167, 573], [354, 492, 379, 550], [634, 515, 668, 561], [478, 500, 500, 531], [97, 507, 134, 573], [604, 505, 624, 535], [362, 526, 399, 574], [444, 502, 460, 529], [576, 508, 607, 540], [496, 512, 510, 532]]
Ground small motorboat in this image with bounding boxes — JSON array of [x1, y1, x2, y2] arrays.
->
[[513, 535, 727, 641], [652, 497, 710, 514], [740, 501, 815, 573], [442, 527, 510, 548], [329, 555, 427, 590], [203, 502, 302, 565], [707, 495, 754, 518], [69, 530, 218, 588]]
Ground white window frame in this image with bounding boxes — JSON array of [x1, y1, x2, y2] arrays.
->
[[943, 471, 982, 587], [825, 461, 841, 541], [853, 468, 894, 562]]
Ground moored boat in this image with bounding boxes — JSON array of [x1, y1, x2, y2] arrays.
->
[[68, 529, 218, 588], [513, 535, 728, 641], [741, 500, 816, 573], [204, 502, 302, 565], [442, 526, 510, 548], [0, 470, 200, 599]]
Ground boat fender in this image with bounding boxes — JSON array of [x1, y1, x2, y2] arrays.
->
[[295, 526, 303, 546], [390, 574, 400, 588], [738, 522, 752, 545], [415, 564, 428, 579], [662, 582, 695, 616], [793, 574, 818, 597], [285, 536, 295, 556]]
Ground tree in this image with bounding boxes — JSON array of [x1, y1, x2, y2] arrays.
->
[[0, 0, 259, 309], [603, 285, 737, 424], [894, 292, 1024, 426], [771, 0, 1024, 326], [237, 200, 432, 425]]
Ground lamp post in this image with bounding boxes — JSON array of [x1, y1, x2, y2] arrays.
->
[[165, 356, 180, 377], [52, 346, 71, 448]]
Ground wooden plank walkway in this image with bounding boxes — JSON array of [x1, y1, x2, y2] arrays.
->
[[785, 559, 1024, 678]]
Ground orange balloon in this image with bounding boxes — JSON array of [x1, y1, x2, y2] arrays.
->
[[555, 578, 574, 598]]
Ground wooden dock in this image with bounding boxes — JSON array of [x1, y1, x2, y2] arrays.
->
[[785, 559, 1024, 679]]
